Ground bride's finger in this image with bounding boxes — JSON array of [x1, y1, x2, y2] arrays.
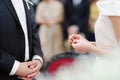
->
[[73, 39, 79, 44], [68, 38, 73, 44], [69, 34, 77, 40]]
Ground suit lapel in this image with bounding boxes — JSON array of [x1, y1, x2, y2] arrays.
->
[[2, 0, 21, 26], [3, 0, 32, 50]]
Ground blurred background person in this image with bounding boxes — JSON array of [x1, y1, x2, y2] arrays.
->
[[62, 0, 90, 40], [36, 0, 65, 61]]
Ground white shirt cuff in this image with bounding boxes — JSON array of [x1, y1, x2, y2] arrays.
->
[[32, 55, 43, 65], [9, 60, 20, 75]]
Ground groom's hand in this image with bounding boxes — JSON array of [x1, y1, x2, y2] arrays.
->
[[18, 60, 42, 79], [15, 61, 39, 77], [27, 60, 42, 78]]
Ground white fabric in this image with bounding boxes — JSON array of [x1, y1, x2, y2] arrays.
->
[[97, 0, 120, 16], [9, 60, 20, 75], [94, 15, 119, 75], [32, 55, 43, 64], [93, 0, 120, 79], [73, 0, 82, 6]]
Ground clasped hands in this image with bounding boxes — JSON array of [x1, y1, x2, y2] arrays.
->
[[16, 60, 42, 80]]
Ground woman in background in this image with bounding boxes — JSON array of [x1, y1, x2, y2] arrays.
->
[[36, 0, 64, 61], [69, 0, 120, 79]]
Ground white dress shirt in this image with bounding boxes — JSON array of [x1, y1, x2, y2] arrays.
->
[[10, 0, 43, 75], [73, 0, 82, 6]]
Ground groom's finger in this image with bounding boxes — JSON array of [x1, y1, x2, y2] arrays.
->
[[27, 71, 39, 78]]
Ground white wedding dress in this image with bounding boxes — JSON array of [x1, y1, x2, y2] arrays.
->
[[93, 0, 120, 80]]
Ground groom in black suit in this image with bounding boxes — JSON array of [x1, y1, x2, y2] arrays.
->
[[0, 0, 43, 79], [63, 0, 90, 39]]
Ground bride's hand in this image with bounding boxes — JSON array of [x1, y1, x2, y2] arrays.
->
[[69, 34, 93, 53], [69, 34, 80, 44]]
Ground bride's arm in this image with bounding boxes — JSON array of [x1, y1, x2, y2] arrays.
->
[[108, 16, 120, 43], [88, 43, 110, 57], [69, 35, 110, 57], [89, 16, 120, 57]]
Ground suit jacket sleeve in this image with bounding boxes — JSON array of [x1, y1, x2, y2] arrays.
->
[[0, 49, 16, 74], [30, 5, 44, 60]]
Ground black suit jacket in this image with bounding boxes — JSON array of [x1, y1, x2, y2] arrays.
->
[[63, 0, 90, 39], [0, 0, 43, 79]]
